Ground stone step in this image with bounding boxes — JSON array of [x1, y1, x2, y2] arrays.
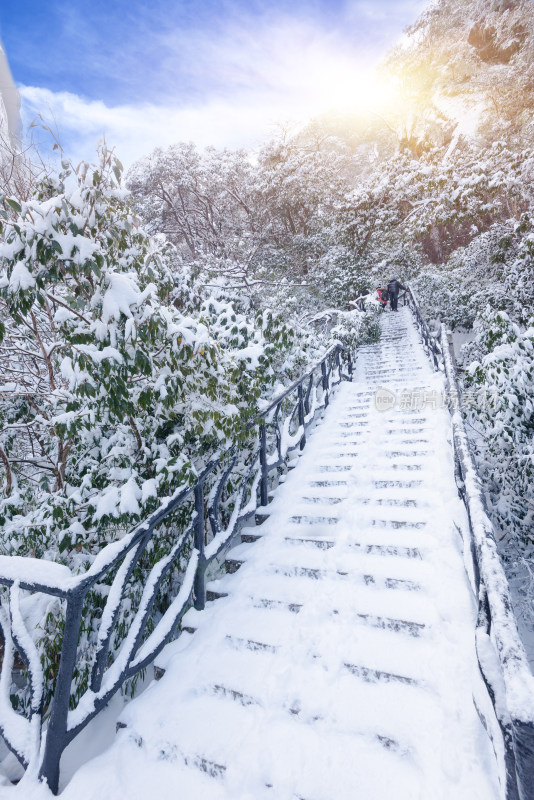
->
[[212, 683, 258, 708], [385, 426, 430, 434], [371, 520, 427, 530], [354, 613, 426, 637], [285, 537, 336, 550], [373, 480, 423, 489], [316, 449, 360, 456], [206, 588, 229, 601], [386, 429, 427, 435], [344, 663, 417, 686], [331, 442, 368, 449], [241, 531, 263, 543], [250, 597, 303, 613], [194, 589, 430, 638], [317, 465, 352, 472], [110, 731, 229, 785], [386, 450, 430, 458], [353, 543, 422, 558], [366, 366, 423, 373], [220, 626, 432, 694], [127, 683, 420, 799], [272, 565, 422, 592], [158, 748, 226, 780], [246, 598, 427, 638], [226, 635, 278, 654], [308, 480, 348, 487], [300, 496, 344, 504], [273, 565, 349, 580], [373, 498, 418, 508], [227, 536, 423, 567], [385, 464, 423, 471], [209, 683, 404, 754]]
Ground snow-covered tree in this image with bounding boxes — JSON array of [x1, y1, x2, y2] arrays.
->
[[0, 145, 306, 708]]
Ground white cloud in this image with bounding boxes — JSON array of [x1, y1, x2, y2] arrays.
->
[[20, 85, 311, 168], [17, 5, 420, 168]]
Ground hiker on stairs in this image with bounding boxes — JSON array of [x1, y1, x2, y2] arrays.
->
[[387, 278, 407, 312]]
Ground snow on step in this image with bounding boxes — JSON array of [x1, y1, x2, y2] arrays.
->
[[61, 307, 499, 800]]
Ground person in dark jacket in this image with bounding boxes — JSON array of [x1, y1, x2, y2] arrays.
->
[[387, 278, 407, 311]]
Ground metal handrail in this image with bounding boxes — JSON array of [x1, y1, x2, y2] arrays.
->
[[9, 285, 531, 798], [405, 285, 534, 800], [0, 343, 352, 793], [440, 325, 534, 800], [401, 287, 442, 370]]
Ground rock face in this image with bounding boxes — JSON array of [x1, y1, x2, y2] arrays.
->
[[382, 0, 534, 149], [0, 41, 20, 144], [468, 20, 526, 63]]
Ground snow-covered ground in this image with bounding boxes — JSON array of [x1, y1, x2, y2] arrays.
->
[[3, 308, 500, 799]]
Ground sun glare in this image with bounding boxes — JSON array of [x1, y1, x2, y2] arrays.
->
[[301, 60, 400, 118]]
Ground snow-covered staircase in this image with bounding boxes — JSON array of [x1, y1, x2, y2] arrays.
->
[[63, 307, 500, 800]]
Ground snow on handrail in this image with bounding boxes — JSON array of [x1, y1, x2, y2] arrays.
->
[[258, 343, 351, 419], [403, 286, 442, 370], [0, 341, 352, 794], [440, 325, 534, 717], [440, 320, 534, 800], [404, 292, 534, 799]]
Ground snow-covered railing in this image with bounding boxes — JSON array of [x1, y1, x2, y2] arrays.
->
[[405, 287, 534, 798], [402, 286, 442, 370], [0, 343, 352, 794], [439, 325, 534, 800], [404, 289, 534, 798]]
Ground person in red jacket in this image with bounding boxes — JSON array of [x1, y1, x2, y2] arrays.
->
[[376, 287, 389, 308]]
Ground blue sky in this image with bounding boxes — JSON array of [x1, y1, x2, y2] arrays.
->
[[0, 0, 428, 167]]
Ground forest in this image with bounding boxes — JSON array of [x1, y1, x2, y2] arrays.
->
[[0, 0, 533, 711]]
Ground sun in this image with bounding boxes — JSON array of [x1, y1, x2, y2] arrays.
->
[[296, 55, 400, 119], [313, 66, 400, 116]]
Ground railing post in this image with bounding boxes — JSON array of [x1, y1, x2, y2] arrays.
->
[[259, 423, 269, 507], [348, 350, 353, 381], [321, 360, 329, 408], [304, 375, 312, 415], [193, 482, 206, 611], [512, 720, 534, 800], [39, 591, 85, 794], [298, 384, 306, 451]]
